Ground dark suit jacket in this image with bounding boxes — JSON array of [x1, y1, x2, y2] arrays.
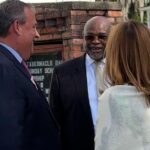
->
[[0, 45, 61, 150], [49, 55, 95, 150]]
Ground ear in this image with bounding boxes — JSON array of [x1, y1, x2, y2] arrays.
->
[[11, 20, 23, 35]]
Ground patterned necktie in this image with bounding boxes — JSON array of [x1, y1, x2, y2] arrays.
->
[[94, 61, 105, 96], [21, 60, 38, 89], [21, 60, 31, 77]]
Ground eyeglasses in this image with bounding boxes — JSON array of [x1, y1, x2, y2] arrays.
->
[[84, 34, 108, 41]]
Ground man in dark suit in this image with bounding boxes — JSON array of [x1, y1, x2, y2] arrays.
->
[[49, 16, 111, 150], [0, 0, 61, 150]]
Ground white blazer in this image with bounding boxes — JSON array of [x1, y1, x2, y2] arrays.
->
[[95, 85, 150, 150]]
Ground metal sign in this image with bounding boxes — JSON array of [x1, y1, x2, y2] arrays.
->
[[27, 51, 62, 100]]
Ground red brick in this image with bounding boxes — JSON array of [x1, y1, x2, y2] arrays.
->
[[63, 40, 69, 46], [88, 11, 105, 16], [39, 27, 58, 34], [71, 45, 82, 51], [107, 17, 115, 24], [64, 46, 71, 51], [70, 10, 87, 16], [57, 17, 65, 26], [61, 10, 68, 17], [35, 34, 53, 41], [36, 14, 44, 20], [33, 4, 123, 61], [115, 17, 124, 23], [34, 44, 63, 53], [70, 25, 82, 30], [57, 26, 66, 32], [62, 31, 71, 39], [53, 33, 62, 39], [72, 39, 83, 45], [62, 50, 70, 61], [45, 10, 62, 19], [71, 15, 87, 24], [71, 30, 82, 37], [68, 39, 84, 46], [70, 50, 85, 58], [35, 7, 45, 14], [66, 18, 71, 25], [108, 11, 123, 17]]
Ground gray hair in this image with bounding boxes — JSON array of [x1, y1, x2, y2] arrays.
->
[[0, 0, 34, 37]]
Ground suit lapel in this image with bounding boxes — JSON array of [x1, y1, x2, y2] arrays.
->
[[72, 55, 93, 126], [0, 45, 30, 80], [0, 45, 60, 130], [0, 45, 48, 102]]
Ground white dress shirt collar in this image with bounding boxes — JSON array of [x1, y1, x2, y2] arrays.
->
[[0, 42, 22, 63], [86, 54, 105, 67]]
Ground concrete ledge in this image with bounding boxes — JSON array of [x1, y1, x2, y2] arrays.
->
[[34, 2, 122, 11]]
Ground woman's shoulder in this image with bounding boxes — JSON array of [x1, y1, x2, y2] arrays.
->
[[103, 84, 139, 95], [101, 85, 143, 100]]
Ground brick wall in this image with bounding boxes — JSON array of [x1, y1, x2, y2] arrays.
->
[[34, 1, 123, 61]]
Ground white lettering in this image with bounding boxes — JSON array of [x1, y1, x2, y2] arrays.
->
[[44, 68, 53, 74], [33, 75, 44, 81], [28, 61, 53, 67], [30, 68, 43, 74]]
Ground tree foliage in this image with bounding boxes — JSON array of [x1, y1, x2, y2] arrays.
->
[[128, 1, 141, 21]]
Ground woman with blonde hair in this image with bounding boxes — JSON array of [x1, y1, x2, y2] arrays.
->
[[95, 20, 150, 150]]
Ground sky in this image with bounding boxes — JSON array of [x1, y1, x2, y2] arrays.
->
[[0, 0, 95, 3]]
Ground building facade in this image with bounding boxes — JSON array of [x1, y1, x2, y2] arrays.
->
[[140, 0, 150, 28], [28, 1, 123, 99]]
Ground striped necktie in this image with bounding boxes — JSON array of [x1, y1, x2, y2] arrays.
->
[[21, 60, 38, 89], [21, 60, 31, 77], [94, 61, 105, 96]]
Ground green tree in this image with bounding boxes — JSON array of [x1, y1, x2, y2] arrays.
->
[[128, 1, 141, 21]]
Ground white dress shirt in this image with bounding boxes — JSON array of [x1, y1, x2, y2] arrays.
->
[[0, 43, 22, 63], [95, 85, 150, 150], [85, 54, 105, 128]]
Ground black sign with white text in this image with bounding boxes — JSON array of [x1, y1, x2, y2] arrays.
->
[[27, 51, 62, 100]]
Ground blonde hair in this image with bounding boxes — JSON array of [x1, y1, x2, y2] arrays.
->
[[105, 20, 150, 106]]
